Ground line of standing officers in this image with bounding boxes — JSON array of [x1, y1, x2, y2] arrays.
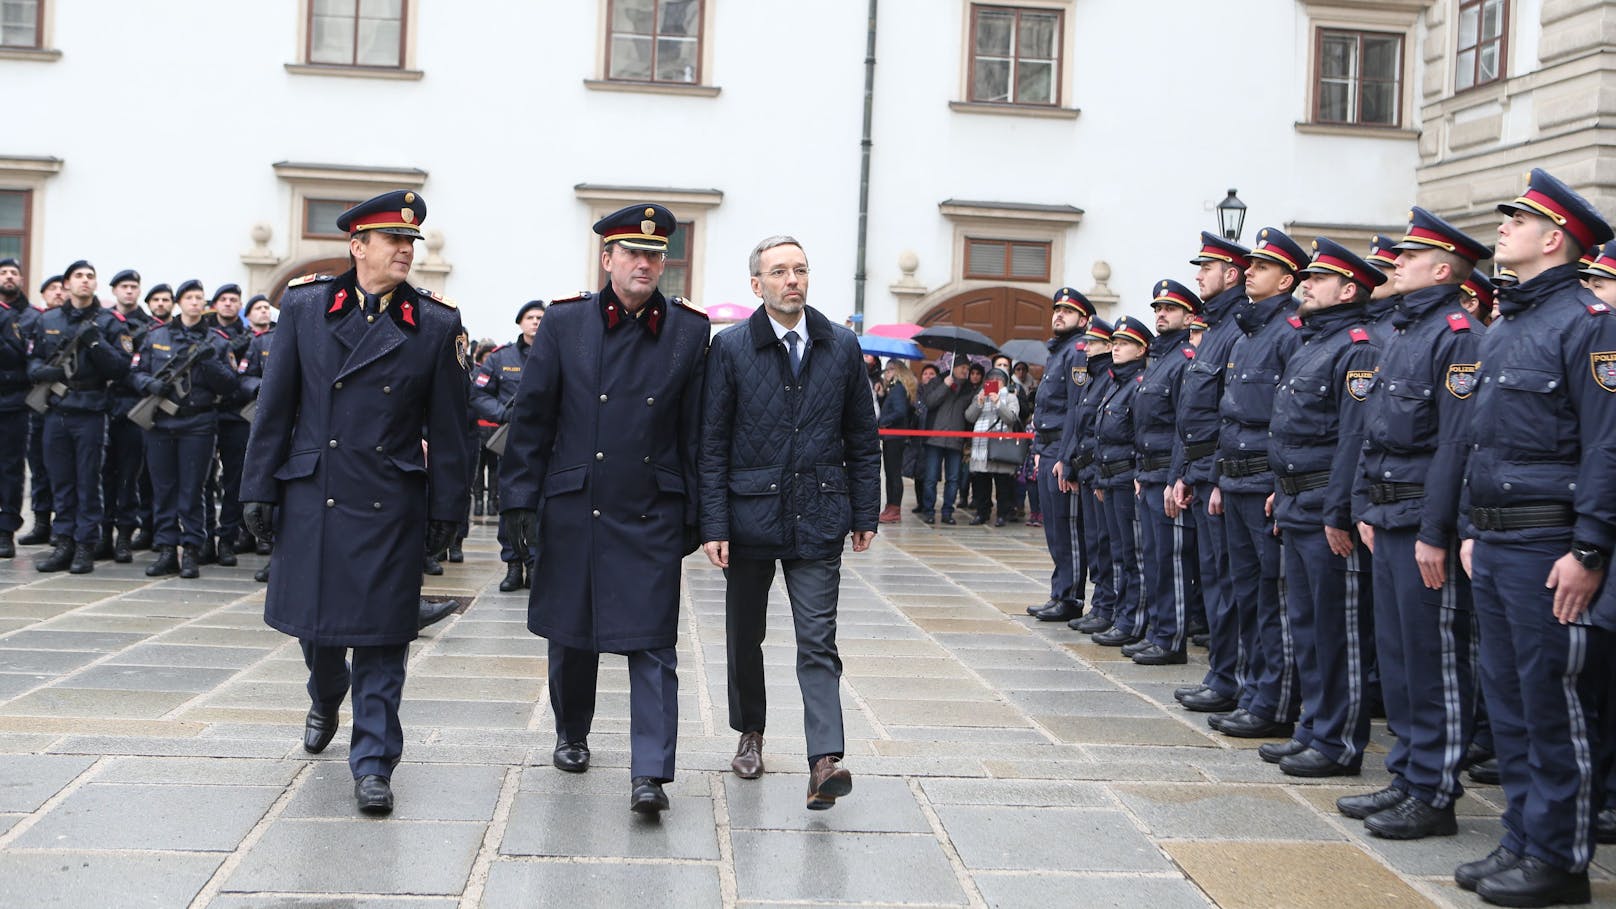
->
[[1026, 169, 1616, 908]]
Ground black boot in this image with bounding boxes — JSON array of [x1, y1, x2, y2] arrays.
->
[[130, 526, 153, 551], [216, 539, 237, 567], [36, 537, 73, 572], [253, 564, 270, 583], [1474, 856, 1589, 907], [423, 552, 443, 575], [113, 526, 134, 564], [179, 546, 200, 579], [146, 547, 180, 577], [0, 530, 12, 559], [255, 537, 271, 555], [69, 542, 95, 574], [448, 537, 464, 563], [18, 512, 52, 545], [93, 527, 114, 561], [499, 562, 524, 592], [473, 497, 484, 517], [200, 537, 217, 565]]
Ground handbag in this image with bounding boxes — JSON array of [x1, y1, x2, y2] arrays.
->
[[986, 413, 1027, 466]]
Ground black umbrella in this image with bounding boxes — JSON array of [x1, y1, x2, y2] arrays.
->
[[998, 338, 1049, 368], [912, 325, 999, 358]]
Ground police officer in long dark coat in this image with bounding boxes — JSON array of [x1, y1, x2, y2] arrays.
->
[[240, 191, 469, 816], [1027, 288, 1092, 623], [472, 301, 541, 592], [500, 204, 707, 815]]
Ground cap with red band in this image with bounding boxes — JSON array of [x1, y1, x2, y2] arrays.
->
[[593, 203, 677, 253], [1151, 278, 1203, 314], [1248, 227, 1307, 273], [1460, 268, 1496, 310], [1189, 231, 1251, 270], [1393, 206, 1492, 266], [1302, 237, 1387, 289], [1365, 233, 1400, 269], [1497, 168, 1614, 253], [336, 190, 426, 240]]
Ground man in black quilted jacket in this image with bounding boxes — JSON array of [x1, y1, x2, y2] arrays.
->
[[700, 235, 881, 810]]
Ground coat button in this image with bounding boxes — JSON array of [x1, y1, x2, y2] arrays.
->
[[1389, 384, 1396, 391], [334, 381, 344, 389], [367, 315, 375, 323], [592, 509, 601, 518], [643, 456, 651, 464], [595, 452, 604, 461], [325, 498, 335, 507], [646, 397, 654, 405], [1383, 471, 1392, 479], [769, 483, 777, 490], [329, 439, 338, 448], [599, 394, 608, 403], [373, 502, 382, 510], [376, 446, 384, 453], [383, 386, 392, 394], [1503, 483, 1513, 491]]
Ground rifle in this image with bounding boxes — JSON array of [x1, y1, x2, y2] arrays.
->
[[25, 323, 93, 414], [485, 422, 510, 456], [237, 398, 257, 424], [126, 341, 214, 430]]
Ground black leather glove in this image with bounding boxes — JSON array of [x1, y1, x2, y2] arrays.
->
[[424, 519, 458, 556], [502, 508, 538, 560], [242, 502, 276, 543]]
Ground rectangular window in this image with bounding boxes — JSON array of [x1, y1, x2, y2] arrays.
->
[[308, 0, 405, 68], [969, 4, 1061, 106], [606, 0, 702, 85], [597, 221, 695, 298], [1315, 29, 1402, 126], [0, 189, 31, 270], [1455, 0, 1506, 92], [964, 238, 1050, 282], [303, 198, 363, 239], [0, 0, 40, 48]]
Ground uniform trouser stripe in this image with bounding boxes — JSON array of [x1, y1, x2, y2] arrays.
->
[[1564, 626, 1593, 869], [1274, 540, 1297, 721], [1436, 547, 1464, 806], [1169, 520, 1187, 651], [1340, 545, 1366, 765], [1066, 488, 1085, 606]]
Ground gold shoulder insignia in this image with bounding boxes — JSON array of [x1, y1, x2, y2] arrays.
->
[[416, 286, 457, 309], [287, 273, 332, 288], [549, 291, 590, 304], [670, 296, 707, 317]]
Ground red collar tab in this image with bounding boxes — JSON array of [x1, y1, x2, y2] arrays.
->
[[647, 303, 663, 337], [1073, 339, 1086, 351], [1181, 346, 1195, 359], [397, 299, 417, 329], [1588, 301, 1611, 315], [1349, 326, 1371, 343], [327, 288, 349, 316], [1287, 315, 1304, 329], [1446, 312, 1472, 332]]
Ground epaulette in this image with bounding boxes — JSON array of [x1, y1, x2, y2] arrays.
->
[[1348, 326, 1371, 343], [670, 296, 706, 317], [1588, 301, 1611, 315], [490, 343, 507, 354], [288, 273, 333, 288], [549, 292, 590, 305], [1286, 315, 1304, 329], [1181, 346, 1195, 359], [108, 309, 127, 322], [1073, 340, 1087, 352], [416, 286, 456, 309], [1446, 312, 1471, 332], [214, 329, 230, 340]]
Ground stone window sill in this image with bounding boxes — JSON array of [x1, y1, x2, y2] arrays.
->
[[1294, 121, 1419, 140], [284, 63, 423, 82], [949, 101, 1080, 120], [584, 79, 721, 98], [0, 46, 61, 62]]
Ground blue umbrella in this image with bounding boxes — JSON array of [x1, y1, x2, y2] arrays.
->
[[859, 334, 926, 360]]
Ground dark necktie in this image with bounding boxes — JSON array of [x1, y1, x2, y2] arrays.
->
[[785, 330, 801, 376]]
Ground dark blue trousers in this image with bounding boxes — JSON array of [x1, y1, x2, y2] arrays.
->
[[918, 445, 960, 519], [549, 642, 678, 781], [1472, 539, 1614, 872], [1284, 529, 1372, 766], [1222, 490, 1296, 723], [44, 410, 107, 545], [1139, 482, 1201, 653], [1192, 483, 1239, 699], [214, 419, 249, 543], [145, 425, 216, 548], [302, 640, 408, 779], [1037, 465, 1084, 605], [0, 410, 26, 534], [1371, 526, 1474, 808], [26, 411, 49, 514], [1080, 481, 1116, 622], [1100, 485, 1145, 635], [101, 414, 144, 530]]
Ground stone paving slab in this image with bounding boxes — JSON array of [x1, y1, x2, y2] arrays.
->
[[14, 781, 281, 851], [0, 851, 225, 907], [1165, 840, 1439, 908], [731, 829, 967, 905], [225, 819, 486, 894], [482, 861, 724, 908]]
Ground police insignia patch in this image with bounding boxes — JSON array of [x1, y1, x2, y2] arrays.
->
[[120, 335, 134, 354], [1592, 352, 1616, 392], [1072, 366, 1087, 386], [1446, 362, 1479, 398], [1347, 369, 1375, 401]]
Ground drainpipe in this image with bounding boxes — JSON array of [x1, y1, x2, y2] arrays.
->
[[853, 0, 877, 334]]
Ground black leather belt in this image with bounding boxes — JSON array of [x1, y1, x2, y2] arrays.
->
[[1098, 458, 1133, 479], [1035, 431, 1059, 446], [66, 379, 105, 390], [1469, 503, 1575, 532], [1277, 471, 1330, 495], [1182, 439, 1217, 461], [1074, 451, 1094, 469], [170, 405, 211, 418], [1217, 455, 1271, 479], [1367, 482, 1424, 504], [1139, 453, 1173, 471]]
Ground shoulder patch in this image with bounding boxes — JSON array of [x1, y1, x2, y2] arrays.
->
[[549, 291, 590, 305], [287, 273, 332, 288], [1591, 352, 1616, 391], [669, 296, 707, 317], [1588, 301, 1611, 315], [1071, 365, 1087, 386], [1286, 315, 1303, 329], [416, 287, 456, 309], [1446, 311, 1471, 333], [1348, 326, 1371, 344], [1346, 369, 1375, 401], [1073, 340, 1086, 352], [1446, 362, 1479, 398], [1181, 346, 1195, 359]]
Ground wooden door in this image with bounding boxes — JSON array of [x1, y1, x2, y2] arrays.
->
[[915, 286, 1052, 367]]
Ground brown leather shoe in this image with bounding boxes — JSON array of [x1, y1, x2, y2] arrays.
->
[[731, 731, 764, 779], [806, 756, 852, 810], [878, 505, 902, 524]]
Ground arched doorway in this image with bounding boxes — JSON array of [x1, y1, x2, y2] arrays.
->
[[915, 286, 1052, 368], [266, 257, 348, 305]]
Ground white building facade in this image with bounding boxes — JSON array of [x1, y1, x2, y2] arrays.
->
[[0, 0, 1515, 343]]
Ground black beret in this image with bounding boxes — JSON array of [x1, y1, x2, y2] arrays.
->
[[111, 269, 141, 286], [515, 300, 546, 323], [211, 283, 242, 303], [62, 260, 94, 279], [175, 279, 205, 299], [144, 283, 173, 302]]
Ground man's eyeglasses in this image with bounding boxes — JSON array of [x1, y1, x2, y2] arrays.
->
[[758, 267, 810, 280]]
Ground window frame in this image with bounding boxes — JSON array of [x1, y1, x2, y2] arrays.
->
[[0, 0, 44, 50], [962, 237, 1052, 283], [1454, 0, 1508, 94], [304, 0, 408, 70], [603, 0, 705, 87], [966, 3, 1064, 108], [1311, 27, 1404, 127], [301, 196, 365, 241], [0, 188, 32, 274]]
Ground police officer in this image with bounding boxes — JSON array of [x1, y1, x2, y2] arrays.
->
[[1208, 227, 1306, 740], [1060, 319, 1118, 635], [131, 283, 175, 551], [1172, 233, 1252, 715], [1265, 239, 1383, 778], [0, 257, 38, 558], [1027, 288, 1092, 623], [499, 203, 707, 815], [472, 300, 541, 592], [205, 283, 252, 566], [17, 275, 62, 546], [1452, 171, 1616, 906], [1088, 316, 1151, 646], [1339, 207, 1490, 840], [236, 305, 276, 581], [133, 279, 237, 579], [102, 269, 158, 563], [26, 261, 134, 573], [1128, 280, 1204, 665], [240, 190, 470, 816]]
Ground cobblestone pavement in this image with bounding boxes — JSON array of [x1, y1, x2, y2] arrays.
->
[[0, 518, 1613, 908]]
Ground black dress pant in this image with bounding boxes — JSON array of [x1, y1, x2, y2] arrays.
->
[[970, 471, 1014, 519], [881, 438, 905, 508]]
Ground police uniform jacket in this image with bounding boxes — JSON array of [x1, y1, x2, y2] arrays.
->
[[132, 320, 238, 432], [500, 286, 707, 654], [240, 270, 470, 647], [1216, 294, 1302, 494], [111, 307, 160, 417], [469, 338, 527, 424], [26, 302, 133, 413], [1268, 303, 1377, 532], [1364, 294, 1399, 347], [1031, 329, 1087, 458], [1172, 286, 1247, 486], [207, 315, 253, 420], [699, 304, 881, 562], [1353, 284, 1480, 544], [0, 297, 32, 412], [236, 327, 275, 399], [1058, 352, 1112, 485], [1092, 357, 1146, 491], [1133, 328, 1195, 485], [1464, 264, 1616, 625]]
